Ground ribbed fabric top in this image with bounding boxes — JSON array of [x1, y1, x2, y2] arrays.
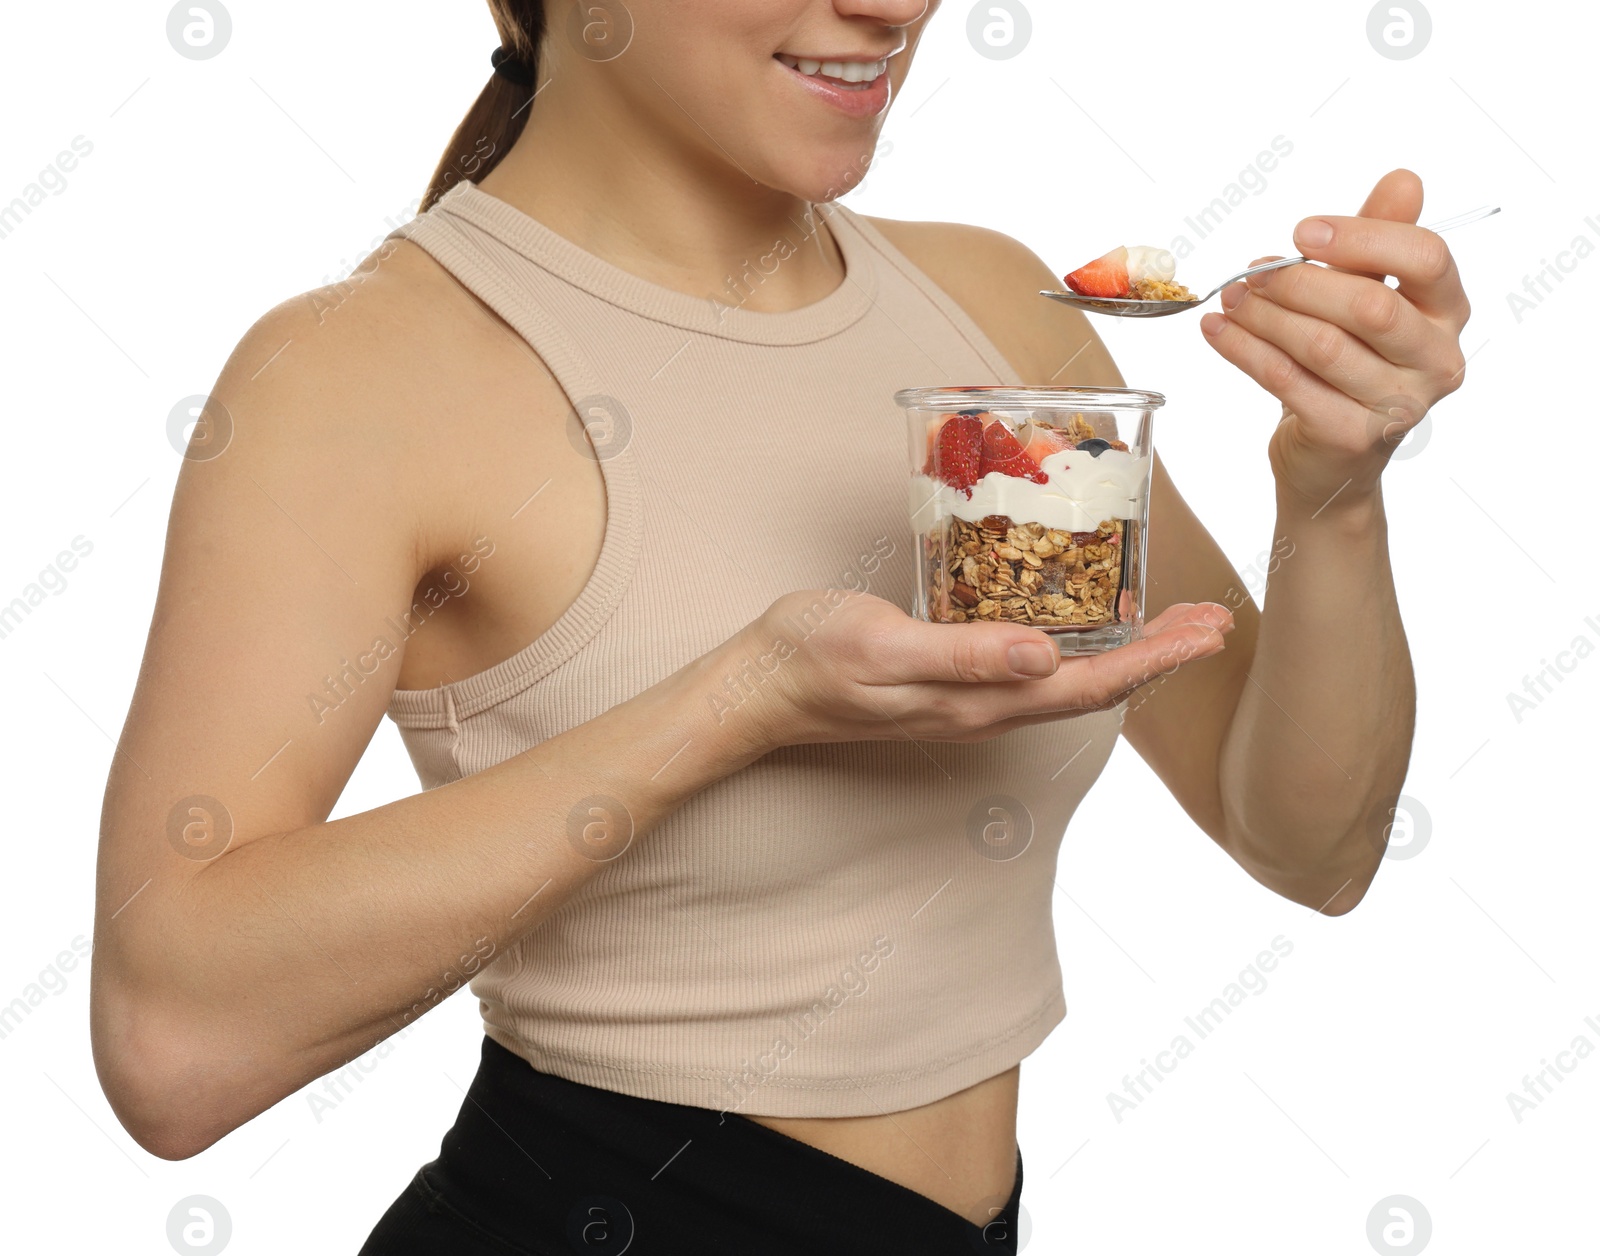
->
[[382, 179, 1125, 1117]]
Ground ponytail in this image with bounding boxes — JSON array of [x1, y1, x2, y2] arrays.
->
[[421, 1, 547, 213]]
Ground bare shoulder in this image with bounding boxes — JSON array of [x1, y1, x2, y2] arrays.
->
[[857, 214, 1121, 386], [216, 234, 572, 571], [99, 233, 586, 851]]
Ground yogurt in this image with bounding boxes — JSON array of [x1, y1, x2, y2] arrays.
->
[[1124, 245, 1176, 286], [910, 446, 1151, 535]]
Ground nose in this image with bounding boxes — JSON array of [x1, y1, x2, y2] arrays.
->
[[833, 0, 936, 29]]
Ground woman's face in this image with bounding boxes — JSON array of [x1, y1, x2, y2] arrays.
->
[[555, 0, 940, 202]]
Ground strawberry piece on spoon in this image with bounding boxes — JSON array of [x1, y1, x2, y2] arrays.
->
[[1064, 246, 1132, 298]]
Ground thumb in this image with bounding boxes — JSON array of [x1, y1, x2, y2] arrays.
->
[[883, 619, 1067, 684], [1335, 168, 1424, 283], [1356, 167, 1424, 224]]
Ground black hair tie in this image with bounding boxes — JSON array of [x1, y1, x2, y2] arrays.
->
[[490, 45, 536, 87]]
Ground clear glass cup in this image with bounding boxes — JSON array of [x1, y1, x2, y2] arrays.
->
[[894, 385, 1165, 656]]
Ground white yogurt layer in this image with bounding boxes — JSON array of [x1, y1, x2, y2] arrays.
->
[[910, 446, 1151, 535]]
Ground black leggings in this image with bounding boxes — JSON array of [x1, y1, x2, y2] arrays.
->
[[359, 1035, 1024, 1255]]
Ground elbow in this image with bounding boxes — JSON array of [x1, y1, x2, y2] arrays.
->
[[120, 1108, 222, 1164], [1239, 849, 1378, 916], [90, 976, 243, 1161], [1305, 874, 1374, 917], [1223, 818, 1384, 917]]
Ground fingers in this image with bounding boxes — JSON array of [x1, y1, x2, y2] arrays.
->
[[1069, 609, 1233, 703], [1141, 600, 1234, 637], [1239, 254, 1441, 371], [977, 613, 1232, 727], [869, 601, 1231, 689], [964, 606, 1235, 725], [1217, 279, 1393, 402], [1288, 215, 1468, 325], [1200, 305, 1358, 419], [870, 618, 1067, 686]]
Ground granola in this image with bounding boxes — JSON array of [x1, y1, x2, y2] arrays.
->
[[1130, 277, 1198, 302], [927, 515, 1127, 626]]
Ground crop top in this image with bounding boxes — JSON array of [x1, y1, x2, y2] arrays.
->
[[381, 179, 1126, 1117]]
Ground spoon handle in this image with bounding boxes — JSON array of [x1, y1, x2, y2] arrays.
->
[[1419, 204, 1501, 233], [1234, 256, 1309, 283]]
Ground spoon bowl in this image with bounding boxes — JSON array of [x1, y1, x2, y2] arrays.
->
[[1039, 205, 1500, 318]]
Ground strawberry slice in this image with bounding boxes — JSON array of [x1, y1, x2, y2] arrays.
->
[[923, 409, 1004, 466], [1065, 246, 1131, 298], [1021, 422, 1076, 466], [979, 421, 1049, 484], [922, 412, 985, 495]]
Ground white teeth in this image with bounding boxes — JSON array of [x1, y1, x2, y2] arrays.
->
[[776, 54, 887, 82]]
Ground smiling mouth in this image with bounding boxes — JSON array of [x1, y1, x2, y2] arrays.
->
[[773, 52, 890, 89]]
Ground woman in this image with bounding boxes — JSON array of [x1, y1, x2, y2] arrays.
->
[[90, 0, 1471, 1251]]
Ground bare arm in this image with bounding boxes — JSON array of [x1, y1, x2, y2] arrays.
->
[[1210, 487, 1409, 910], [91, 287, 772, 1161]]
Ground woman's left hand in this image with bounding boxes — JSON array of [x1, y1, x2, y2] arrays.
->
[[1199, 168, 1471, 515]]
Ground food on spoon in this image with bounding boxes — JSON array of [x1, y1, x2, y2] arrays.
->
[[1064, 244, 1198, 302]]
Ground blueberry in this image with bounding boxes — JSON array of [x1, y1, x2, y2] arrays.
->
[[1075, 438, 1112, 457], [956, 408, 984, 417]]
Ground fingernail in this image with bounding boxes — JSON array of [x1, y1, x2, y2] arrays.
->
[[1295, 218, 1333, 249], [1008, 642, 1057, 676], [1220, 283, 1247, 311], [1200, 312, 1227, 337]]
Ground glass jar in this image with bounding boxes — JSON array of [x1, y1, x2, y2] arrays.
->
[[894, 385, 1165, 656]]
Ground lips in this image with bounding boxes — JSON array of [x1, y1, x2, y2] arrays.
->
[[772, 53, 892, 119]]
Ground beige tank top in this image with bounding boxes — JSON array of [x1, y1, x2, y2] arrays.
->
[[382, 180, 1125, 1118]]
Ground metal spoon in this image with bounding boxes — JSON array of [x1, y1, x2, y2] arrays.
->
[[1038, 205, 1501, 318]]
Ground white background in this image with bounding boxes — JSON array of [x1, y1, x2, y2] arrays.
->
[[1, 1, 1595, 1252]]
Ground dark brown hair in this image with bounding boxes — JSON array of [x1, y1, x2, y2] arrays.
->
[[421, 1, 547, 213]]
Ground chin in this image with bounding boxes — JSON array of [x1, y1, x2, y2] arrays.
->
[[747, 140, 885, 205]]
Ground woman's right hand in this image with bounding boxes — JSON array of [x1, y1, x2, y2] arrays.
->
[[729, 589, 1235, 749]]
